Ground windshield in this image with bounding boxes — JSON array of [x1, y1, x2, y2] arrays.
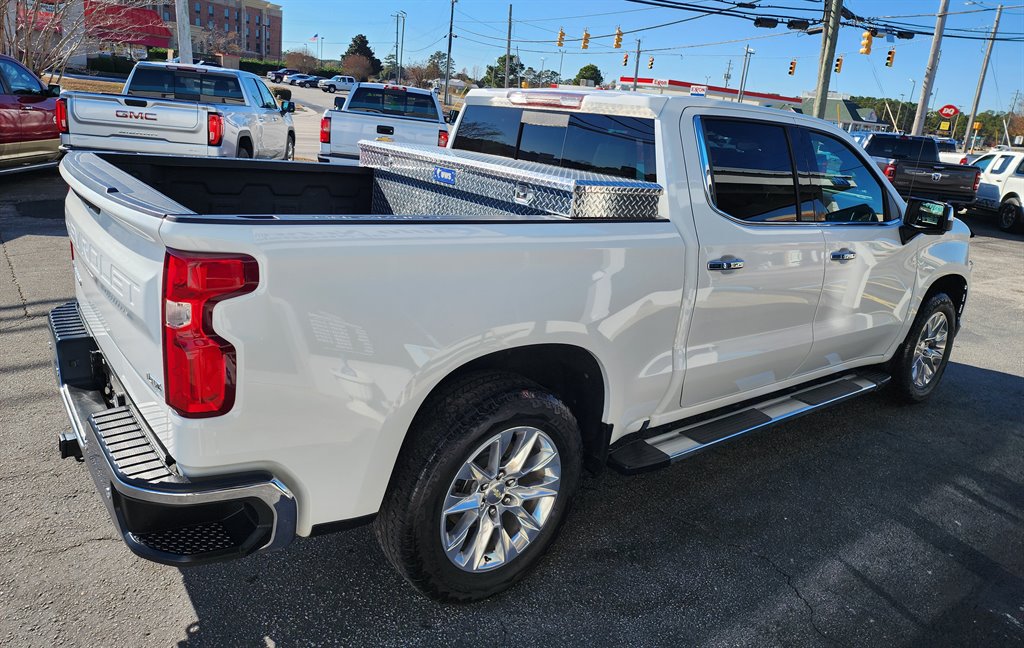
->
[[865, 135, 937, 161], [127, 68, 246, 105], [452, 104, 657, 182]]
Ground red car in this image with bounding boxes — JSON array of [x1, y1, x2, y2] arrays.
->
[[0, 54, 62, 175]]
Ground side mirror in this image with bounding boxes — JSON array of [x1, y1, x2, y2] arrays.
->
[[445, 109, 459, 125], [280, 100, 295, 114], [901, 197, 953, 244], [47, 84, 61, 97]]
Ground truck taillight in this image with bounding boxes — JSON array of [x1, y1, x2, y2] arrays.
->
[[320, 116, 331, 143], [438, 129, 449, 147], [883, 163, 896, 180], [56, 98, 68, 133], [162, 250, 258, 418], [207, 113, 224, 146], [973, 170, 981, 191], [959, 156, 968, 165]]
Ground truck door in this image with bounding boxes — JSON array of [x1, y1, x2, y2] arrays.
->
[[789, 126, 918, 372], [0, 57, 56, 161], [679, 113, 825, 408]]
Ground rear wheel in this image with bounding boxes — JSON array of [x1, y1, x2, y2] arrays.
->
[[374, 371, 582, 602], [998, 197, 1022, 233], [889, 293, 956, 402], [284, 135, 295, 161]]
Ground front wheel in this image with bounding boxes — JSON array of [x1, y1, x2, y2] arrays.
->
[[889, 293, 957, 402], [998, 197, 1022, 233], [328, 85, 336, 93], [374, 372, 582, 602], [284, 135, 294, 161]]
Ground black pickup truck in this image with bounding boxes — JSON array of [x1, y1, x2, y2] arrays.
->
[[852, 133, 980, 207]]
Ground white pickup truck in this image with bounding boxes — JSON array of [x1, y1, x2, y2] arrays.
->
[[969, 150, 1024, 232], [50, 89, 971, 602], [317, 82, 449, 163], [59, 61, 296, 160]]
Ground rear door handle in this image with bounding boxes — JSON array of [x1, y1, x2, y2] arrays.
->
[[708, 258, 745, 271], [830, 249, 856, 261]]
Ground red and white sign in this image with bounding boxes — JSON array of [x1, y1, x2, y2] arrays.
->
[[652, 78, 669, 87], [938, 104, 960, 118], [689, 85, 708, 97]]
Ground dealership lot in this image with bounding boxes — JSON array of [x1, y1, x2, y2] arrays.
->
[[0, 170, 1022, 646]]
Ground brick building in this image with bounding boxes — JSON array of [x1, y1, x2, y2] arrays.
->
[[154, 1, 282, 60]]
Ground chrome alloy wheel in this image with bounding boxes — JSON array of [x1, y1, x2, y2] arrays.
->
[[440, 426, 561, 573], [912, 311, 949, 388]]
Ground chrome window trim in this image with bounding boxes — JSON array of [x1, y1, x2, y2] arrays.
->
[[692, 114, 901, 228]]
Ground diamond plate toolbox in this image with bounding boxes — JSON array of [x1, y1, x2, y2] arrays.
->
[[358, 141, 664, 220]]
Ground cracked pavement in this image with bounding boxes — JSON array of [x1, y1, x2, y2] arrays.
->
[[1, 169, 1022, 647]]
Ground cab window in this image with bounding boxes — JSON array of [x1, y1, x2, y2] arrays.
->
[[701, 118, 798, 222], [0, 59, 43, 94], [990, 155, 1014, 175], [792, 128, 890, 223], [972, 155, 995, 172]]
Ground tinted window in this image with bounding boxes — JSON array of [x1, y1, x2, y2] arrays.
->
[[936, 141, 957, 153], [453, 105, 657, 182], [0, 59, 43, 94], [793, 128, 889, 223], [347, 87, 439, 120], [702, 119, 797, 222], [972, 155, 995, 171], [127, 68, 246, 105], [865, 135, 937, 161], [990, 155, 1014, 174]]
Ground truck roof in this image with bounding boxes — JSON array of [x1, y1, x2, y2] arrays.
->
[[353, 82, 435, 95], [133, 61, 248, 76]]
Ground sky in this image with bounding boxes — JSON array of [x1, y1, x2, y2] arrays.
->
[[279, 0, 1024, 112]]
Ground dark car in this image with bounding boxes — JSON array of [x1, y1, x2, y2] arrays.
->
[[266, 68, 300, 83], [0, 55, 61, 175], [853, 132, 980, 207]]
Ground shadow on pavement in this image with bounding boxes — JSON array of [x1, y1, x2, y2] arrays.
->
[[173, 361, 1024, 647]]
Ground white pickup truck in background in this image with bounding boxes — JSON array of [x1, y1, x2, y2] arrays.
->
[[318, 82, 449, 163], [59, 61, 296, 160], [50, 88, 970, 603]]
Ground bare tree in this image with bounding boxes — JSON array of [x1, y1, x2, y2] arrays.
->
[[2, 0, 161, 78], [402, 60, 429, 88], [284, 49, 317, 73], [340, 53, 371, 81]]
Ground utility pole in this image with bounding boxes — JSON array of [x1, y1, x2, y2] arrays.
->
[[737, 45, 754, 103], [516, 46, 521, 87], [504, 4, 512, 89], [632, 39, 641, 91], [399, 10, 406, 85], [963, 4, 1002, 153], [558, 50, 564, 82], [812, 0, 843, 120], [392, 12, 400, 83], [443, 0, 456, 105], [911, 0, 949, 135], [174, 0, 193, 64], [723, 59, 732, 88]]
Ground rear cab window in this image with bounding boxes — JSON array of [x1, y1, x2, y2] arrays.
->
[[452, 104, 656, 182], [127, 67, 246, 105], [865, 135, 938, 161], [346, 87, 440, 121]]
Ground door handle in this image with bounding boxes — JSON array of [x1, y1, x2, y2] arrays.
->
[[708, 258, 745, 271], [830, 249, 856, 261], [377, 125, 395, 135]]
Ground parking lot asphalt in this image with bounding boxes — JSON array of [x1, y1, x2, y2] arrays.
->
[[1, 169, 1022, 647], [284, 83, 344, 161]]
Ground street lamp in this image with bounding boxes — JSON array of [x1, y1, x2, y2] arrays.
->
[[903, 78, 917, 132]]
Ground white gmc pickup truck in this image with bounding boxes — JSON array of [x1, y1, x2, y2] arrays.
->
[[50, 89, 971, 602]]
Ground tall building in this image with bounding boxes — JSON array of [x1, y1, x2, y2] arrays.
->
[[154, 1, 282, 60]]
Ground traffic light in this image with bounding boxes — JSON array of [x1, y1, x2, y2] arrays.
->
[[622, 53, 629, 66], [834, 56, 843, 73], [788, 59, 796, 75], [885, 48, 895, 67], [859, 30, 873, 55], [613, 27, 623, 49], [581, 29, 590, 49], [556, 27, 564, 47], [648, 56, 654, 69]]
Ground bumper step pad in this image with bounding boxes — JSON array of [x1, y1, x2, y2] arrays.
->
[[609, 370, 891, 475], [90, 407, 175, 484]]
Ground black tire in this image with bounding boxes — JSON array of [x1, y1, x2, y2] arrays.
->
[[889, 293, 957, 403], [328, 85, 336, 93], [998, 197, 1022, 233], [374, 371, 582, 602], [284, 135, 294, 161]]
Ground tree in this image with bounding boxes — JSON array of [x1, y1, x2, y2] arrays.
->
[[574, 64, 603, 86], [284, 49, 317, 73], [379, 52, 397, 81], [425, 50, 452, 81], [402, 60, 430, 87], [340, 53, 372, 81], [480, 54, 524, 88], [343, 34, 381, 75], [2, 0, 160, 76]]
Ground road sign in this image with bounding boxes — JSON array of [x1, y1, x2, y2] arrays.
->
[[689, 84, 707, 97], [939, 121, 951, 130], [938, 104, 959, 118]]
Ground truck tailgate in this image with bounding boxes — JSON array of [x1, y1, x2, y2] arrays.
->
[[58, 153, 186, 450], [330, 110, 441, 156], [897, 161, 977, 197], [66, 92, 205, 150]]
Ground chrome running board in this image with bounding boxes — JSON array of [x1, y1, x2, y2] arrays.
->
[[608, 370, 891, 475]]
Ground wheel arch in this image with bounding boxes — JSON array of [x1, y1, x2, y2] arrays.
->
[[235, 132, 254, 155], [921, 273, 968, 332]]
